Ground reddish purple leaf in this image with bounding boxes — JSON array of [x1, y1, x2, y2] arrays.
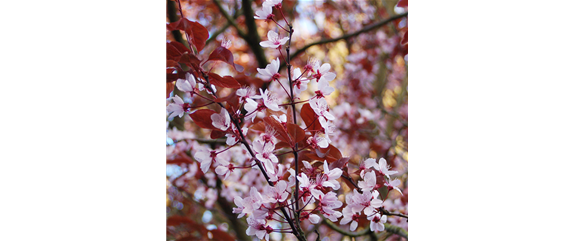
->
[[189, 109, 217, 129], [167, 19, 209, 52], [207, 72, 241, 88], [206, 46, 244, 72]]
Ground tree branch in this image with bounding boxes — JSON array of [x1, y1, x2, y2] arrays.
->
[[241, 0, 269, 69], [212, 0, 247, 39], [323, 219, 408, 240], [287, 12, 408, 63]]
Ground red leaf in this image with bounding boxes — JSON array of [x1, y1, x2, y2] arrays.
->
[[207, 72, 241, 88], [210, 129, 226, 139], [167, 19, 209, 52], [330, 157, 349, 170], [301, 103, 322, 132], [206, 46, 244, 72], [287, 123, 306, 144], [189, 109, 217, 129], [166, 41, 190, 61]]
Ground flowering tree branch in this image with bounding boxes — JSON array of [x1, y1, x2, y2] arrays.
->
[[166, 1, 408, 240], [199, 72, 306, 241]]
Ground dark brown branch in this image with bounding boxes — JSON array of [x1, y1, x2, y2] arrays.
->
[[212, 0, 247, 39], [287, 12, 408, 64], [241, 0, 269, 69]]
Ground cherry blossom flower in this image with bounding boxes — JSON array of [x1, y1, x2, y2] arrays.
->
[[317, 191, 343, 222], [246, 215, 271, 240], [231, 196, 251, 218], [349, 189, 383, 216], [259, 88, 281, 111], [244, 98, 261, 121], [384, 178, 403, 195], [365, 157, 398, 178], [237, 86, 261, 102], [314, 78, 335, 99], [254, 3, 274, 21], [300, 211, 320, 224], [211, 108, 231, 131], [176, 73, 197, 98], [194, 149, 218, 174], [257, 58, 280, 82], [340, 206, 361, 231], [260, 30, 289, 49], [322, 161, 342, 190], [215, 159, 234, 180], [264, 0, 282, 8], [307, 133, 329, 149], [367, 213, 387, 232], [310, 97, 335, 129], [253, 140, 278, 174], [292, 68, 310, 95], [260, 126, 278, 145], [263, 180, 288, 203], [167, 95, 186, 119], [358, 170, 377, 191], [311, 62, 336, 82], [297, 173, 315, 204]]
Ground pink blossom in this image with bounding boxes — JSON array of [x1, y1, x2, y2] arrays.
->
[[367, 213, 387, 232], [307, 133, 329, 149], [264, 0, 282, 8], [259, 88, 281, 111], [358, 170, 377, 191], [215, 159, 234, 180], [292, 68, 310, 95], [310, 98, 335, 129], [365, 157, 398, 178], [211, 108, 230, 131], [244, 98, 261, 121], [175, 73, 197, 99], [322, 160, 342, 190], [257, 58, 281, 81], [314, 78, 335, 98], [311, 62, 336, 82], [317, 191, 343, 222], [384, 178, 403, 195], [263, 180, 289, 203], [297, 173, 315, 204], [194, 149, 218, 174], [246, 216, 271, 240], [260, 30, 289, 49], [167, 95, 186, 119], [349, 189, 383, 216], [253, 140, 278, 174], [340, 206, 361, 231], [236, 86, 261, 102], [254, 3, 274, 21]]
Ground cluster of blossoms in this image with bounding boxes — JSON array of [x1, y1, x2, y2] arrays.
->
[[340, 157, 402, 232], [166, 0, 407, 239]]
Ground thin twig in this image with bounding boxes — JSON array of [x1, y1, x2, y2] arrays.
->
[[287, 12, 408, 65]]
